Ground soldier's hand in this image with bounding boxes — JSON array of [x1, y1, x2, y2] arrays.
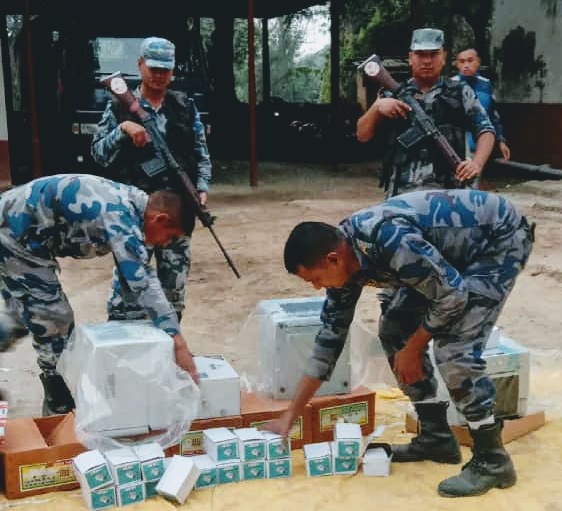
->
[[120, 121, 150, 148], [393, 346, 424, 385], [375, 97, 411, 119], [172, 334, 199, 384], [259, 410, 294, 439], [498, 141, 511, 161], [455, 159, 482, 182]]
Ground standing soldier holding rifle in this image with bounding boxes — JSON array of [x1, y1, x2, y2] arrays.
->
[[356, 28, 496, 197], [92, 36, 213, 324]]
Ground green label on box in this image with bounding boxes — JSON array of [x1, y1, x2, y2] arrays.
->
[[267, 440, 290, 460], [90, 486, 116, 510], [250, 417, 303, 441], [307, 457, 332, 477], [244, 441, 265, 461], [319, 401, 369, 432], [180, 431, 205, 455], [334, 457, 357, 474], [115, 463, 141, 485], [243, 460, 265, 480], [217, 464, 240, 484], [85, 465, 113, 490], [118, 481, 145, 506], [145, 481, 159, 498], [217, 441, 238, 462], [337, 440, 360, 458], [267, 459, 291, 479], [19, 459, 76, 492], [141, 459, 164, 482], [196, 468, 217, 489]]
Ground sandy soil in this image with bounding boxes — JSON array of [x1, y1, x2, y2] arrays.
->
[[2, 160, 562, 422]]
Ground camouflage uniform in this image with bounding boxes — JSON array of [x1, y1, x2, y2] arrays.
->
[[0, 174, 180, 373], [306, 189, 534, 423], [380, 77, 495, 197], [91, 87, 212, 320]]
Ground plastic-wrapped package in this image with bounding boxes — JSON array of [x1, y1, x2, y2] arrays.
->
[[57, 321, 200, 452]]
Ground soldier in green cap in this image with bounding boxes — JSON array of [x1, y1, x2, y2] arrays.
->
[[357, 27, 496, 196]]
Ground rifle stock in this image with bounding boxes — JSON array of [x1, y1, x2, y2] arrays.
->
[[358, 54, 464, 180], [101, 72, 241, 278]]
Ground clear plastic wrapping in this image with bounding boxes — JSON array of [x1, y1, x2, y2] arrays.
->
[[57, 320, 200, 452]]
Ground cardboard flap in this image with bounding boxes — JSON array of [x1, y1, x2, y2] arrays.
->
[[0, 418, 47, 453], [45, 413, 79, 446]]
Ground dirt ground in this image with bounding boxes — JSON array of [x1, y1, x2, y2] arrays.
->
[[2, 159, 562, 422]]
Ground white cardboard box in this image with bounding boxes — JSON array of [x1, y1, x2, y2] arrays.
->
[[104, 447, 142, 486], [81, 485, 117, 510], [303, 442, 333, 477], [195, 355, 241, 419], [73, 450, 113, 491], [203, 427, 240, 463], [333, 422, 362, 458], [362, 443, 392, 477], [233, 427, 266, 461], [155, 455, 200, 505], [330, 442, 358, 475], [191, 454, 217, 489], [261, 431, 291, 460], [266, 458, 292, 479], [256, 296, 351, 399], [216, 460, 241, 484], [132, 443, 165, 483], [116, 481, 145, 506]]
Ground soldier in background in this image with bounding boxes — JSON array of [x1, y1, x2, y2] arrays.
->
[[0, 174, 199, 415], [356, 28, 496, 197]]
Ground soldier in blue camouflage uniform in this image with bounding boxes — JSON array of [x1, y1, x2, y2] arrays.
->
[[0, 174, 199, 415], [91, 37, 212, 324], [267, 188, 534, 498], [357, 28, 496, 197]]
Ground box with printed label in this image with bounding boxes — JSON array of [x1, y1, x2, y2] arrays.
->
[[266, 458, 292, 479], [73, 449, 113, 491], [242, 460, 266, 480], [233, 427, 265, 461], [104, 447, 141, 486], [303, 442, 332, 477], [333, 422, 362, 458], [362, 443, 392, 477], [145, 480, 159, 498], [203, 427, 239, 463], [81, 484, 117, 510], [309, 386, 376, 442], [132, 442, 165, 482], [166, 415, 242, 457], [216, 460, 241, 484], [241, 391, 311, 450], [261, 431, 291, 460], [192, 454, 217, 489], [155, 455, 200, 505], [0, 413, 87, 499], [195, 355, 241, 419], [329, 442, 358, 475], [116, 480, 145, 506]]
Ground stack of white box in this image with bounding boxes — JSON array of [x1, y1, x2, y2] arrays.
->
[[203, 427, 241, 484]]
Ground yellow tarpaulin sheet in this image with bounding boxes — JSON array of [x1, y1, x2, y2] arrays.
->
[[2, 390, 560, 511]]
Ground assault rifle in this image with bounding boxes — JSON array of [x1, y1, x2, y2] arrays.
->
[[101, 72, 240, 278], [358, 53, 463, 187]]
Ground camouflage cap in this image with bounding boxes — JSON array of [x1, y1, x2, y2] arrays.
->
[[410, 28, 444, 51], [140, 37, 175, 70]]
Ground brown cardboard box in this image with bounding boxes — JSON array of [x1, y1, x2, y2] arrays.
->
[[405, 410, 546, 447], [309, 386, 376, 442], [0, 413, 86, 499], [165, 415, 243, 457], [240, 391, 312, 449]]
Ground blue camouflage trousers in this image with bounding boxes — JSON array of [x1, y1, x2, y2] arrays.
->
[[378, 218, 534, 422], [0, 245, 74, 374], [108, 235, 191, 320]]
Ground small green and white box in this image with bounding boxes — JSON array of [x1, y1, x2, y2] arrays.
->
[[262, 431, 291, 460], [330, 442, 358, 475], [155, 455, 200, 505], [216, 460, 241, 484], [233, 427, 266, 461], [73, 449, 114, 491], [132, 442, 165, 482], [303, 442, 333, 477], [104, 447, 142, 486], [192, 454, 218, 489], [266, 458, 292, 479], [334, 422, 362, 458], [242, 460, 266, 480], [203, 427, 239, 463], [116, 480, 145, 507], [362, 443, 392, 477], [81, 484, 116, 510]]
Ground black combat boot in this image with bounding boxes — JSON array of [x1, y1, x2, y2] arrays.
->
[[438, 419, 517, 497], [39, 373, 76, 416], [392, 401, 461, 463]]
